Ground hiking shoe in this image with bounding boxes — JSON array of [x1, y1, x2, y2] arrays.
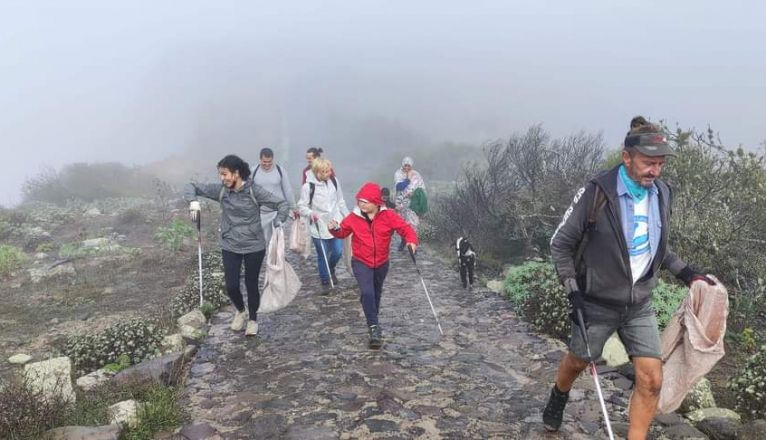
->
[[330, 267, 339, 286], [230, 310, 248, 331], [542, 385, 569, 432], [368, 325, 382, 350], [245, 320, 259, 336], [320, 280, 331, 296]]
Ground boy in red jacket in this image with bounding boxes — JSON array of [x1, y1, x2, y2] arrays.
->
[[328, 182, 418, 349]]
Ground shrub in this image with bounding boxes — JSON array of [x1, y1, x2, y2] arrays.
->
[[0, 375, 71, 440], [170, 253, 227, 317], [503, 260, 691, 339], [0, 245, 27, 277], [122, 385, 182, 440], [155, 219, 195, 252], [728, 344, 766, 419], [63, 318, 165, 375]]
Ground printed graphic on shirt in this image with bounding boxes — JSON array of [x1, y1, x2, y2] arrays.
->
[[629, 197, 652, 283]]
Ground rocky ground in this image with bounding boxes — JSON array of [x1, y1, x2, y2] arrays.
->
[[180, 245, 711, 439]]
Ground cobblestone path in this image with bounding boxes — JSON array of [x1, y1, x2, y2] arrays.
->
[[181, 247, 642, 439]]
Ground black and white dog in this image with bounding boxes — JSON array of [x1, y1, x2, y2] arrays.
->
[[456, 237, 476, 289]]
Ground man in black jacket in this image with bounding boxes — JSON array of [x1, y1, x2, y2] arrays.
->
[[543, 124, 714, 439]]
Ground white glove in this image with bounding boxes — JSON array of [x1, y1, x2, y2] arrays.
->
[[189, 201, 201, 221]]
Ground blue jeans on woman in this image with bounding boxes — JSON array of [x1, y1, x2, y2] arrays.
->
[[312, 237, 343, 282]]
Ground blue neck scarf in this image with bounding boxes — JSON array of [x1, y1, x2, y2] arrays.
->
[[619, 165, 648, 201]]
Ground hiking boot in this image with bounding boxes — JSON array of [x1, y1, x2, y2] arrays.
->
[[368, 325, 382, 350], [330, 267, 339, 286], [320, 280, 331, 296], [230, 310, 248, 331], [542, 385, 569, 432], [245, 320, 259, 336]]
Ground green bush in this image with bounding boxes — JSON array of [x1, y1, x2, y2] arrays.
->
[[122, 385, 182, 440], [154, 219, 195, 252], [0, 245, 27, 277], [503, 261, 690, 340], [63, 318, 165, 375], [728, 344, 766, 419], [170, 253, 227, 317]]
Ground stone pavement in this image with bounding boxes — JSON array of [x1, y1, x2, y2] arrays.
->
[[181, 247, 659, 439]]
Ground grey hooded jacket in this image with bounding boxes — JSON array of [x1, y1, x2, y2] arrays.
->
[[184, 179, 289, 254], [550, 165, 687, 306]]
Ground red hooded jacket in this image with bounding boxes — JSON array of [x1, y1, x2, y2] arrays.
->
[[329, 182, 418, 268]]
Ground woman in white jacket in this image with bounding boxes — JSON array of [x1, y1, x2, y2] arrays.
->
[[297, 158, 350, 293]]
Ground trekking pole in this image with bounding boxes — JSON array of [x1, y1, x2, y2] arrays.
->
[[313, 221, 335, 289], [576, 310, 615, 440], [407, 246, 444, 336], [196, 212, 204, 308]]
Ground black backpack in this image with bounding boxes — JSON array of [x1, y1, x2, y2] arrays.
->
[[308, 176, 338, 207], [253, 164, 283, 178]]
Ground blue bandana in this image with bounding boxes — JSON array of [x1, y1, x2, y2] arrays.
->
[[619, 165, 648, 201]]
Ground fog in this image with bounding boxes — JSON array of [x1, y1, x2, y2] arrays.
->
[[2, 1, 765, 206]]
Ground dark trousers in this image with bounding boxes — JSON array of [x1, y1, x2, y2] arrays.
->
[[222, 249, 266, 321], [352, 259, 390, 326], [459, 255, 475, 288]]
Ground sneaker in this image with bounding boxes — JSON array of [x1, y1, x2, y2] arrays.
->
[[330, 267, 339, 286], [245, 320, 259, 336], [368, 325, 382, 350], [542, 385, 569, 432], [230, 310, 248, 331], [320, 280, 331, 296]]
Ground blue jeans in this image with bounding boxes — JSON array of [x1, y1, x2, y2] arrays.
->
[[312, 237, 343, 282], [352, 259, 390, 326]]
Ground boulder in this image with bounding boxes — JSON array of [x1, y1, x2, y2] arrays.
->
[[179, 422, 222, 440], [601, 333, 630, 367], [679, 378, 716, 413], [161, 334, 186, 353], [107, 400, 141, 428], [82, 238, 110, 248], [696, 416, 741, 440], [112, 351, 185, 386], [177, 310, 206, 329], [8, 353, 32, 365], [180, 325, 206, 342], [485, 279, 504, 294], [685, 407, 741, 425], [662, 422, 708, 439], [43, 424, 121, 440], [76, 368, 111, 392], [23, 356, 76, 403], [739, 419, 766, 440]]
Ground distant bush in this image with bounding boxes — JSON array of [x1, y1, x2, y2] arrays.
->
[[154, 219, 195, 252], [729, 344, 766, 419], [22, 163, 157, 205], [63, 318, 164, 375], [0, 245, 27, 277], [503, 261, 691, 339]]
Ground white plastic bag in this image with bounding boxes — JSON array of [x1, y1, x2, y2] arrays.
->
[[260, 226, 302, 313], [288, 218, 311, 259]]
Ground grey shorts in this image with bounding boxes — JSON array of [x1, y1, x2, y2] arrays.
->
[[569, 299, 662, 361]]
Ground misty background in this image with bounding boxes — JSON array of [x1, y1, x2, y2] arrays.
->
[[2, 1, 765, 206]]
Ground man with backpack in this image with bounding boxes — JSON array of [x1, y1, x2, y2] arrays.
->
[[544, 124, 715, 439], [252, 147, 297, 245], [185, 155, 290, 337]]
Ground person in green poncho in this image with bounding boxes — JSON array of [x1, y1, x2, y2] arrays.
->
[[393, 156, 427, 252]]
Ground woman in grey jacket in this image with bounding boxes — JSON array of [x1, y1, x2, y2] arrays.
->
[[185, 155, 290, 336]]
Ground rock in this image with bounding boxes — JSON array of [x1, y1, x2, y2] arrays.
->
[[76, 368, 111, 392], [654, 413, 687, 426], [177, 310, 207, 329], [36, 252, 48, 260], [179, 422, 221, 440], [739, 419, 766, 440], [679, 378, 716, 413], [662, 422, 709, 439], [696, 416, 741, 440], [82, 237, 110, 248], [485, 279, 504, 294], [43, 424, 122, 440], [161, 334, 186, 353], [685, 407, 741, 424], [107, 400, 141, 428], [112, 351, 185, 386], [8, 353, 32, 365], [85, 207, 102, 216], [29, 263, 76, 283], [601, 333, 629, 367], [24, 356, 76, 403], [180, 325, 206, 342]]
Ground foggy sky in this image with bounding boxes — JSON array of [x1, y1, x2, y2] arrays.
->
[[2, 1, 765, 206]]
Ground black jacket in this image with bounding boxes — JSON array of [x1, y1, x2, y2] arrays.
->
[[550, 166, 687, 306]]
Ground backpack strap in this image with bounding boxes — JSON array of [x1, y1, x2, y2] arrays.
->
[[309, 177, 337, 207], [249, 185, 259, 207], [574, 184, 607, 272], [253, 164, 283, 179]]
